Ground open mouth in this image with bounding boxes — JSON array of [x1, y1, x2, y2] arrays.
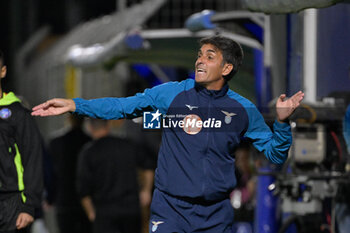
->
[[196, 68, 206, 73]]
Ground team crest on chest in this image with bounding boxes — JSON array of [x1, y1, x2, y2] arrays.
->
[[221, 110, 236, 124]]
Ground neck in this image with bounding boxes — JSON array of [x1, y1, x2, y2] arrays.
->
[[200, 81, 226, 91], [205, 84, 224, 91], [0, 87, 3, 99]]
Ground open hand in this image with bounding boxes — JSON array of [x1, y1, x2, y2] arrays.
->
[[31, 98, 76, 117], [276, 91, 304, 122]]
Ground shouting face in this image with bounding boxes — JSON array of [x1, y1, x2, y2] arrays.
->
[[195, 44, 233, 90]]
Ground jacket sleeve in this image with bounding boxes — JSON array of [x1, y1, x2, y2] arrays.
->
[[73, 81, 182, 119], [243, 104, 292, 164], [15, 108, 43, 216]]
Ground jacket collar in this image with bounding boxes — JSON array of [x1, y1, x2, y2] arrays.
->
[[0, 92, 21, 106], [194, 82, 229, 99]]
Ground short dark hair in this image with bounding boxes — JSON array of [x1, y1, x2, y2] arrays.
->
[[200, 36, 244, 81]]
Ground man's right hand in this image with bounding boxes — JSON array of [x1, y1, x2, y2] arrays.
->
[[32, 98, 76, 116], [16, 212, 34, 229]]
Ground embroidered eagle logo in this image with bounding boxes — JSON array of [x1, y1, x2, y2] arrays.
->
[[151, 221, 164, 232], [221, 110, 237, 124]]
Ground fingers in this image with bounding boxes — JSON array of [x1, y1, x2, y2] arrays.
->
[[33, 98, 55, 109], [16, 215, 21, 228], [276, 91, 305, 122], [31, 108, 44, 116], [32, 109, 53, 117], [31, 108, 52, 116], [32, 99, 55, 113], [278, 91, 305, 104], [292, 91, 304, 98], [16, 213, 34, 229], [31, 98, 74, 116], [291, 91, 305, 104], [32, 108, 62, 117], [32, 102, 46, 112], [276, 94, 286, 105]]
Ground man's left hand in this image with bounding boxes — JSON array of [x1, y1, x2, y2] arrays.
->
[[16, 212, 34, 229], [276, 91, 304, 122]]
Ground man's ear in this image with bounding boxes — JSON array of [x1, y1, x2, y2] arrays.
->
[[222, 63, 233, 76], [1, 66, 7, 79]]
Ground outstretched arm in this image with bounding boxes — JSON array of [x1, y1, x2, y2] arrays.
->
[[244, 91, 304, 164], [31, 81, 187, 119], [276, 91, 304, 122], [32, 98, 76, 116]]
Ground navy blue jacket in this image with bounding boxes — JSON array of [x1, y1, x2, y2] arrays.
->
[[74, 79, 291, 201]]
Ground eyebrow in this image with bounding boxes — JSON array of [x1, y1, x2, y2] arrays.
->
[[206, 49, 216, 54], [198, 49, 217, 54]]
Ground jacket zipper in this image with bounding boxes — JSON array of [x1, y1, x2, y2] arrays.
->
[[202, 96, 212, 196]]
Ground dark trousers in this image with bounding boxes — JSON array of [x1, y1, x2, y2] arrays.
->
[[149, 188, 234, 233], [94, 213, 141, 233], [56, 208, 92, 233], [0, 228, 29, 233]]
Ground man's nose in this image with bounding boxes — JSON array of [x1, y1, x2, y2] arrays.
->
[[196, 59, 204, 66]]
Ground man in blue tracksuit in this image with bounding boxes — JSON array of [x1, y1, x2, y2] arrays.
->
[[32, 36, 304, 232]]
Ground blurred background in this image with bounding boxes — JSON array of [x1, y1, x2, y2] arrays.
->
[[1, 0, 350, 233]]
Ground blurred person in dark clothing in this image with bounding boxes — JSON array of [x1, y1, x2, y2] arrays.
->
[[77, 118, 155, 233], [231, 141, 259, 223], [47, 115, 91, 233], [0, 50, 43, 233]]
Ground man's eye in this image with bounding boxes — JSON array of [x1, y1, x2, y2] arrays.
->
[[208, 56, 213, 59]]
